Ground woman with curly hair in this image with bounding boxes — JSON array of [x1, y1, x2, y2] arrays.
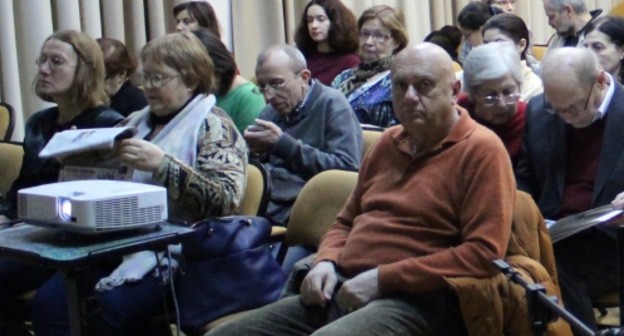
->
[[294, 0, 360, 85]]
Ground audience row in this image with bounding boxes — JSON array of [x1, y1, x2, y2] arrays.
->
[[1, 0, 624, 335]]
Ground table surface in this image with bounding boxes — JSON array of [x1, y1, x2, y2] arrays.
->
[[0, 222, 195, 269]]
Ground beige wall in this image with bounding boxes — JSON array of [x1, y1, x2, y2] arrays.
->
[[0, 0, 619, 141]]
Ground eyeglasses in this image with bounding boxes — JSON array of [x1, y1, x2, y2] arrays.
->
[[359, 31, 392, 43], [35, 55, 76, 72], [139, 73, 179, 89], [478, 92, 521, 106], [544, 83, 594, 115], [493, 0, 516, 5], [254, 79, 288, 95]]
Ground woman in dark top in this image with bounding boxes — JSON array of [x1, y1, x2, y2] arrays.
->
[[583, 15, 624, 84], [0, 30, 123, 334], [97, 38, 147, 116], [294, 0, 360, 85], [173, 0, 221, 36]]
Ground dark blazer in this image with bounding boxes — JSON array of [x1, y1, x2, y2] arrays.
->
[[516, 82, 624, 227]]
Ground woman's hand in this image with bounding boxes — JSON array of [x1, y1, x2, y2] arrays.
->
[[118, 138, 165, 172]]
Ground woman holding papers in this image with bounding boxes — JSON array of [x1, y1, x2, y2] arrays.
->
[[0, 31, 123, 224], [0, 30, 123, 335], [27, 33, 247, 336]]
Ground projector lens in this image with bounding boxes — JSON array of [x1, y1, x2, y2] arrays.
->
[[59, 199, 72, 221]]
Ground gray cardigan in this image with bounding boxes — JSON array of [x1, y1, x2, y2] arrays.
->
[[259, 80, 363, 223]]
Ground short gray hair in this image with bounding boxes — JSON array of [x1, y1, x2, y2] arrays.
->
[[256, 44, 307, 73], [545, 0, 588, 13], [542, 47, 599, 87], [462, 42, 523, 99]]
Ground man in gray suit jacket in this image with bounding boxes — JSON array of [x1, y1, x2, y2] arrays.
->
[[516, 47, 624, 333]]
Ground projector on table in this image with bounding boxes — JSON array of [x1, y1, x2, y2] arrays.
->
[[18, 180, 168, 234]]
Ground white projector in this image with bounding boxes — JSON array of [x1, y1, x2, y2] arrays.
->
[[18, 180, 168, 234]]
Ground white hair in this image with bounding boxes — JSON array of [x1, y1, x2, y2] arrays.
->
[[462, 41, 523, 99]]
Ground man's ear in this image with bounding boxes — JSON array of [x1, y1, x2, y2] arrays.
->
[[518, 38, 528, 54], [596, 69, 609, 88], [452, 79, 461, 99], [300, 69, 312, 82]]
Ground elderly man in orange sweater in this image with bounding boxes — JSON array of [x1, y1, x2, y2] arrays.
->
[[207, 43, 515, 336]]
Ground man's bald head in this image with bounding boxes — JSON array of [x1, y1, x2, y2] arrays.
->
[[391, 43, 461, 148], [542, 47, 600, 89], [393, 42, 456, 84], [541, 47, 608, 128]]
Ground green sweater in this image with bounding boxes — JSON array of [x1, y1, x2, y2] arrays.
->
[[216, 82, 266, 133]]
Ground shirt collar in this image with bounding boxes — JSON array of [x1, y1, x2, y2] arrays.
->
[[595, 73, 615, 121], [392, 106, 475, 158], [296, 80, 315, 113], [281, 80, 315, 124]]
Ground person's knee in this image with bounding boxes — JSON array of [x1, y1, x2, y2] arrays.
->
[[96, 290, 130, 331], [96, 278, 166, 332], [206, 320, 245, 336], [31, 275, 68, 332]]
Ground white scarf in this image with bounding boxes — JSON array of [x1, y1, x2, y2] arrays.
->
[[124, 94, 216, 185], [96, 94, 216, 291]]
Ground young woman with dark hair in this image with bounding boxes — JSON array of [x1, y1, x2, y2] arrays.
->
[[457, 2, 502, 61], [294, 0, 360, 85], [173, 1, 221, 36], [482, 13, 543, 101], [583, 15, 624, 84]]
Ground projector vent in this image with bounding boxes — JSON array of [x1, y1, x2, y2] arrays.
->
[[94, 196, 163, 229]]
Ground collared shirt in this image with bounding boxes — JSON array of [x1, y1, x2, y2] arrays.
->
[[595, 73, 615, 121], [283, 80, 316, 125], [295, 80, 315, 113]]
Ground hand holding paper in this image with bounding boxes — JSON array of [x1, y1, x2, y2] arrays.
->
[[548, 205, 624, 243], [611, 191, 624, 210], [118, 138, 165, 172], [38, 127, 138, 159]]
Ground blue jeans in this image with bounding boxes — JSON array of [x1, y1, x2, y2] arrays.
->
[[30, 266, 172, 336], [207, 290, 467, 336]]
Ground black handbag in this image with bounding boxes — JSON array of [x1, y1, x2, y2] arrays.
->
[[178, 215, 286, 333]]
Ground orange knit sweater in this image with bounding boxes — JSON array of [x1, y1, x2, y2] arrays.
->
[[315, 108, 516, 294]]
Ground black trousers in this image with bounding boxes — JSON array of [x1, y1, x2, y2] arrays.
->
[[554, 227, 618, 334]]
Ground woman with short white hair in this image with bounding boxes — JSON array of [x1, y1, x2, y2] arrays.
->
[[459, 41, 526, 168]]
